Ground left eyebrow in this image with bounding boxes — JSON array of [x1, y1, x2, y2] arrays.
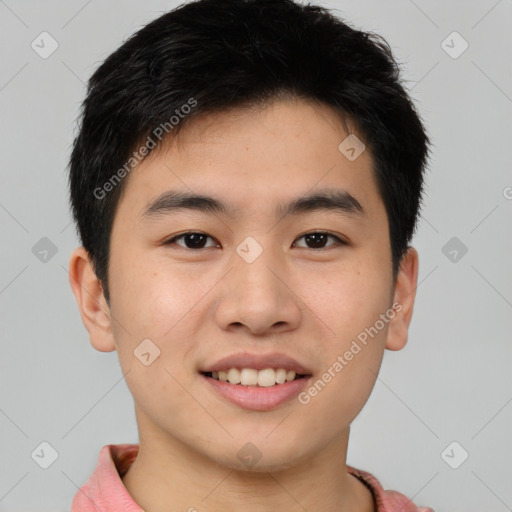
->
[[141, 188, 365, 220], [277, 189, 364, 219]]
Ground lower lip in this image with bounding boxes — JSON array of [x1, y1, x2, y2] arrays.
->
[[201, 374, 311, 411]]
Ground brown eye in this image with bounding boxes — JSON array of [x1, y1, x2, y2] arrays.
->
[[165, 232, 217, 249], [294, 232, 345, 249]]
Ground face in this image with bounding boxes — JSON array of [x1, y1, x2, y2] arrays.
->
[[70, 98, 418, 472]]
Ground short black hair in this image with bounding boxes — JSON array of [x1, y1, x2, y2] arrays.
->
[[68, 0, 431, 305]]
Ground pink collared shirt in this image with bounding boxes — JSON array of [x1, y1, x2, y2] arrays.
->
[[71, 444, 434, 512]]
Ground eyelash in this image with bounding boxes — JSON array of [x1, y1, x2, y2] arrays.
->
[[163, 231, 347, 251]]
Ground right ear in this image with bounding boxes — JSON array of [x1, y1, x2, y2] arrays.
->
[[68, 247, 116, 352]]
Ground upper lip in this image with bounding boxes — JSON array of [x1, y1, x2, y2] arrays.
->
[[201, 352, 312, 375]]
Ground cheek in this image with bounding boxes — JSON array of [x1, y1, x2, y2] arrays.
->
[[297, 317, 388, 439], [108, 259, 208, 421], [109, 249, 203, 337], [142, 266, 217, 341], [301, 255, 392, 342], [295, 256, 392, 416]]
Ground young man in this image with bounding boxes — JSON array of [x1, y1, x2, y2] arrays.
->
[[67, 0, 433, 510]]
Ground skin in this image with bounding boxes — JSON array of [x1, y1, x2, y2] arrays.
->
[[69, 97, 419, 512]]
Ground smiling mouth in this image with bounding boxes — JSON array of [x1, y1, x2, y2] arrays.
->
[[201, 368, 310, 387]]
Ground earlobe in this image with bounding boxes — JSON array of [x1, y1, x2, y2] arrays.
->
[[385, 246, 419, 351], [68, 247, 116, 352]]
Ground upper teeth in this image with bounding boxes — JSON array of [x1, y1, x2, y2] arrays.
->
[[211, 368, 298, 387]]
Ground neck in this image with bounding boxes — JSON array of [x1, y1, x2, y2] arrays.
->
[[121, 411, 375, 512]]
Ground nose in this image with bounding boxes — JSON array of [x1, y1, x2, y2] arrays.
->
[[213, 246, 302, 336]]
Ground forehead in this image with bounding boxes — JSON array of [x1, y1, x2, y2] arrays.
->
[[115, 98, 382, 222]]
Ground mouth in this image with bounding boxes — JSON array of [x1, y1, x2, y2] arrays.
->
[[199, 352, 313, 411]]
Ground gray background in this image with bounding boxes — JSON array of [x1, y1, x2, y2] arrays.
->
[[1, 0, 511, 510]]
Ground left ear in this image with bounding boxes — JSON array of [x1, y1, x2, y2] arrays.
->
[[385, 246, 419, 351]]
